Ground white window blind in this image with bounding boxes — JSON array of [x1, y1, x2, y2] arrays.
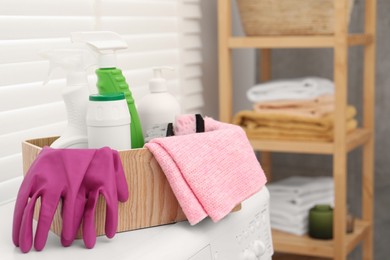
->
[[0, 0, 204, 183]]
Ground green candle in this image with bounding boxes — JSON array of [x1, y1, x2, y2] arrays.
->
[[309, 204, 333, 239]]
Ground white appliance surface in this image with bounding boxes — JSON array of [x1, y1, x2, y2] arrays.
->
[[0, 180, 273, 260]]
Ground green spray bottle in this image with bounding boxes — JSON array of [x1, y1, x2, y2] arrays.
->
[[71, 31, 144, 148]]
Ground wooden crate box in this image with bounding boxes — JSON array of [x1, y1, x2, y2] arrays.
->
[[22, 137, 187, 238]]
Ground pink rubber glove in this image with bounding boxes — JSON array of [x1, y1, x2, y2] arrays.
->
[[13, 147, 96, 253], [71, 148, 129, 249], [13, 147, 128, 253]]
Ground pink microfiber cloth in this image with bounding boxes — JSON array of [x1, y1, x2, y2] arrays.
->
[[145, 117, 267, 225], [174, 114, 205, 135]]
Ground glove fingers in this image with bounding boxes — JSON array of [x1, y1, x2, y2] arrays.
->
[[113, 152, 129, 202], [12, 185, 32, 247], [34, 194, 61, 251], [60, 198, 74, 247], [61, 197, 86, 247], [82, 191, 99, 249], [19, 193, 40, 253], [101, 191, 118, 239]]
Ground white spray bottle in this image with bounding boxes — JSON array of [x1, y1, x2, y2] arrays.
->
[[41, 49, 91, 148], [137, 67, 181, 142]]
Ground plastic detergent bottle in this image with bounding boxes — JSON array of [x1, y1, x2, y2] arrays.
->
[[41, 49, 90, 148], [87, 93, 131, 150], [137, 67, 181, 142], [71, 31, 144, 148]]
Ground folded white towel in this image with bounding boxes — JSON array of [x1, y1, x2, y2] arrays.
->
[[271, 190, 334, 206], [271, 211, 308, 226], [270, 193, 333, 236], [247, 77, 334, 103], [271, 218, 307, 230], [271, 206, 309, 236], [268, 176, 333, 197], [271, 221, 307, 236], [269, 176, 334, 236], [271, 196, 334, 216]]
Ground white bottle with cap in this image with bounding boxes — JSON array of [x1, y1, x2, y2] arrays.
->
[[137, 67, 181, 142], [87, 93, 131, 150]]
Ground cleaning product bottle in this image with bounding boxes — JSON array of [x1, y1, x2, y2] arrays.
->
[[41, 49, 90, 148], [71, 31, 144, 148], [137, 67, 181, 142], [87, 93, 131, 150]]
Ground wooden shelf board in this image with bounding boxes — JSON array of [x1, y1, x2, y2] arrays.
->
[[249, 138, 333, 154], [228, 34, 373, 49], [346, 128, 371, 152], [249, 128, 371, 154], [272, 219, 370, 258], [348, 34, 374, 46], [273, 253, 328, 260]]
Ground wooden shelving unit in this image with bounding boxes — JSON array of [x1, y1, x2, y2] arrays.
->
[[217, 0, 376, 259], [272, 220, 371, 258]]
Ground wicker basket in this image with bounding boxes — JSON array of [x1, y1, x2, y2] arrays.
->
[[236, 0, 354, 36]]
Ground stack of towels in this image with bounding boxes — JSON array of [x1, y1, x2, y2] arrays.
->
[[233, 77, 358, 142], [268, 176, 334, 235]]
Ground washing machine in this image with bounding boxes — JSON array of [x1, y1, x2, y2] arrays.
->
[[0, 178, 273, 260]]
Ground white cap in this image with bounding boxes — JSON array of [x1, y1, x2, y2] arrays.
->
[[149, 67, 174, 93], [71, 31, 127, 68]]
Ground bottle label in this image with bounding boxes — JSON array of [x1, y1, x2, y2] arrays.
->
[[144, 123, 170, 142]]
